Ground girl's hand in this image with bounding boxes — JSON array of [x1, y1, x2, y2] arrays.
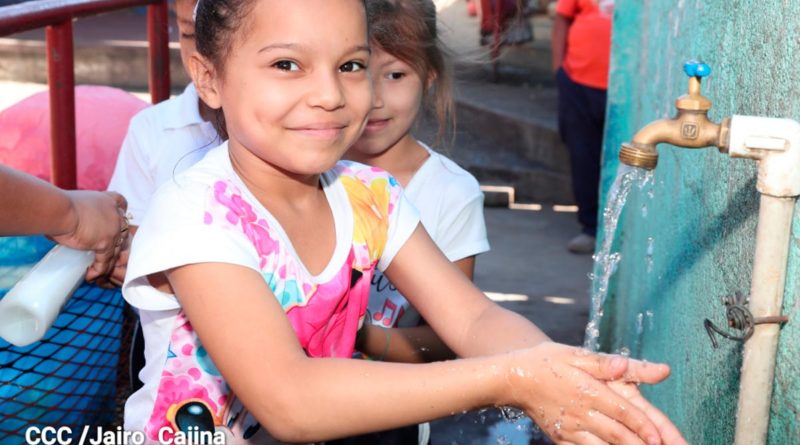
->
[[504, 342, 678, 445], [607, 380, 689, 445]]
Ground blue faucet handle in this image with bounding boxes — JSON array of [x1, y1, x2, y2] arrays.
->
[[684, 60, 711, 78]]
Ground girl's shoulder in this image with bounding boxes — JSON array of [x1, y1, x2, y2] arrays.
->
[[413, 146, 482, 198], [143, 144, 232, 215]]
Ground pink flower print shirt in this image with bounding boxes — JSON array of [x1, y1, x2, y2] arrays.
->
[[122, 144, 419, 444]]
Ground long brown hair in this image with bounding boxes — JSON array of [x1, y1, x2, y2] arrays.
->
[[366, 0, 455, 146]]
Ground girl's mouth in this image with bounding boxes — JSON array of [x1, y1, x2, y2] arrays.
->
[[365, 118, 390, 132]]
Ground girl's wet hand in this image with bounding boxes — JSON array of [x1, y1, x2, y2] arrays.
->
[[504, 342, 668, 445], [607, 380, 689, 445]]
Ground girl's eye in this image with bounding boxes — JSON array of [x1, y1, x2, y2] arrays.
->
[[340, 61, 366, 73], [180, 33, 195, 40], [386, 71, 405, 80], [273, 60, 300, 72]]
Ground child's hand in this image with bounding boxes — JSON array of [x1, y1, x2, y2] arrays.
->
[[607, 379, 689, 445], [504, 342, 679, 445], [91, 234, 131, 288]]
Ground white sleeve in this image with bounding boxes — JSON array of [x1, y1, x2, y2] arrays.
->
[[434, 191, 490, 262], [107, 114, 157, 226], [122, 181, 261, 311], [377, 190, 420, 272]]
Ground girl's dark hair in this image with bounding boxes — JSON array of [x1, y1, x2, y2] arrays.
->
[[193, 0, 258, 139], [366, 0, 454, 146]]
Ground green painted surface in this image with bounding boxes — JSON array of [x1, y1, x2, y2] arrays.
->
[[598, 1, 800, 443]]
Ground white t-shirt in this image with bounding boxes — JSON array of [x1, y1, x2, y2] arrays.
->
[[122, 143, 419, 444], [366, 143, 489, 328], [108, 83, 219, 225]]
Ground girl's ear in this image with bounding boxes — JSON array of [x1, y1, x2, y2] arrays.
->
[[426, 71, 437, 90], [188, 53, 223, 109]]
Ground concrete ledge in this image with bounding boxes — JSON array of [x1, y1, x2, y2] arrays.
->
[[0, 38, 190, 90]]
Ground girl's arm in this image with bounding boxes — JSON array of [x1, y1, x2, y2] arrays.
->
[[0, 165, 128, 280], [454, 255, 476, 280], [386, 227, 550, 356], [357, 254, 476, 363], [167, 259, 678, 445], [551, 13, 572, 72], [356, 323, 455, 363], [385, 227, 688, 444]]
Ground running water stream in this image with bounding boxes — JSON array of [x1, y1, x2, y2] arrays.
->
[[584, 164, 654, 351]]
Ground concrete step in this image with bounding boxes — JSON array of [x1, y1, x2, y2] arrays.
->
[[434, 76, 573, 205], [0, 10, 191, 90]]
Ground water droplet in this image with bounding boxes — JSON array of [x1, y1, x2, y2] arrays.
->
[[641, 204, 648, 218], [510, 366, 527, 378], [499, 406, 525, 422], [636, 312, 644, 335], [646, 310, 655, 331], [554, 419, 562, 430], [588, 409, 598, 417], [574, 348, 591, 357], [496, 435, 510, 445], [617, 347, 631, 357]]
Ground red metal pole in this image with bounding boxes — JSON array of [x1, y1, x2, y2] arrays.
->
[[147, 1, 170, 104], [46, 20, 77, 190]]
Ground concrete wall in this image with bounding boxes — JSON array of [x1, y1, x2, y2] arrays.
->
[[598, 1, 800, 443]]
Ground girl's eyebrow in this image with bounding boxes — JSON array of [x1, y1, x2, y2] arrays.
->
[[258, 43, 370, 55]]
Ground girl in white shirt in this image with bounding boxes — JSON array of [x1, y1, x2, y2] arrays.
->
[[122, 0, 687, 444], [345, 0, 488, 365]]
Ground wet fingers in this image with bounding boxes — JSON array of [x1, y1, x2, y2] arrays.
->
[[589, 380, 662, 445], [607, 382, 689, 445], [571, 350, 670, 385], [568, 409, 647, 445]]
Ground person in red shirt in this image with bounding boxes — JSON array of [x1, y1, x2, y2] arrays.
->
[[552, 0, 614, 253]]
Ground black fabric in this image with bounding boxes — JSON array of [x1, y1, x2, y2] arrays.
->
[[556, 67, 608, 236], [327, 424, 421, 445]]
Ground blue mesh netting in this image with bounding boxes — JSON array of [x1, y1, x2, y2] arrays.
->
[[0, 236, 126, 441]]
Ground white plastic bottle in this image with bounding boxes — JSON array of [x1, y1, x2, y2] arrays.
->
[[0, 245, 94, 347]]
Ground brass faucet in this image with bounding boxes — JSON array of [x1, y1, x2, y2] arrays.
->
[[618, 61, 731, 170]]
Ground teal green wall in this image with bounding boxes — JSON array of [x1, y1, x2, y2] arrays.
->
[[599, 1, 800, 443]]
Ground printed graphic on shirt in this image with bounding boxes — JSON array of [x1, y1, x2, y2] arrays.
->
[[142, 166, 402, 443]]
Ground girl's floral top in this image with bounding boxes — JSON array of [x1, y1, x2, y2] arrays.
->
[[122, 143, 419, 444]]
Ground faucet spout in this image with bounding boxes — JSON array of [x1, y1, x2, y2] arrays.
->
[[618, 61, 731, 170]]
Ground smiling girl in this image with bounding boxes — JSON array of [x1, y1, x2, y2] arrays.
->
[[122, 1, 686, 444]]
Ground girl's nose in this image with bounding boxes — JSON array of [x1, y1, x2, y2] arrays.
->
[[309, 72, 346, 111], [371, 83, 385, 110]]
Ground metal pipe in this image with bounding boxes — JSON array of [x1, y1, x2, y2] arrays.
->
[[727, 115, 800, 444], [734, 195, 794, 445], [0, 0, 162, 37], [45, 20, 76, 190], [147, 1, 170, 104]]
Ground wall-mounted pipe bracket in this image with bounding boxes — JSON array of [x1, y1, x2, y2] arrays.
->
[[704, 292, 789, 348]]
